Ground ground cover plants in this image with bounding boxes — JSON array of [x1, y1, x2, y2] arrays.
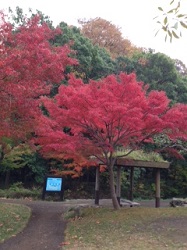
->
[[0, 203, 31, 243], [0, 183, 42, 200], [63, 206, 187, 250]]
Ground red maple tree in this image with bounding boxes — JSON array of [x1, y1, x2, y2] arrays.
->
[[36, 72, 187, 209], [0, 13, 77, 143]]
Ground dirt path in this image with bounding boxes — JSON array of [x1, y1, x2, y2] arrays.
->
[[0, 198, 170, 250], [0, 199, 67, 250]]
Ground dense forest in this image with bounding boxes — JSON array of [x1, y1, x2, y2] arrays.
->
[[0, 7, 187, 201]]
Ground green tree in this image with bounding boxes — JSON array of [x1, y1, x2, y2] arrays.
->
[[54, 22, 115, 82], [115, 51, 187, 104], [0, 142, 49, 187]]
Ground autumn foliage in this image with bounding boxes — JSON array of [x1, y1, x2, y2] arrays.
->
[[36, 72, 187, 208], [79, 17, 140, 58], [0, 13, 76, 142], [1, 10, 187, 209], [37, 72, 187, 158]]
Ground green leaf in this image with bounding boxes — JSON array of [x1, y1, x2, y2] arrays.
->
[[168, 9, 174, 14], [153, 15, 159, 20], [167, 30, 173, 43], [172, 30, 179, 38], [165, 34, 168, 42], [177, 14, 185, 18], [177, 1, 181, 9], [162, 26, 167, 32], [168, 30, 172, 38], [158, 7, 163, 11], [175, 9, 180, 15], [154, 30, 160, 37], [164, 17, 168, 25], [170, 0, 174, 5], [180, 21, 187, 29]]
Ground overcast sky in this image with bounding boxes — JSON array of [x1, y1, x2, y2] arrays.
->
[[1, 0, 187, 66]]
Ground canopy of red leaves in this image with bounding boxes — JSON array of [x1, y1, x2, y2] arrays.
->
[[36, 72, 187, 169], [0, 13, 77, 142]]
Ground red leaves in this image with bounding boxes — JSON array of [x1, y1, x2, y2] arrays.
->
[[165, 148, 185, 160], [163, 104, 187, 140], [37, 71, 187, 170], [0, 14, 76, 142], [146, 91, 170, 115]]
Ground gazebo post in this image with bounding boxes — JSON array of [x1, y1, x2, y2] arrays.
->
[[155, 168, 161, 208], [95, 166, 100, 205], [129, 167, 134, 201], [116, 166, 121, 205]]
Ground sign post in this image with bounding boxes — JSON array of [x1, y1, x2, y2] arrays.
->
[[42, 175, 64, 200]]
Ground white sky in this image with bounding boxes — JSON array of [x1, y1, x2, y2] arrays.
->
[[1, 0, 187, 66]]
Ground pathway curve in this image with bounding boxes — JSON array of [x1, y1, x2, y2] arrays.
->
[[0, 198, 169, 250], [0, 199, 67, 250]]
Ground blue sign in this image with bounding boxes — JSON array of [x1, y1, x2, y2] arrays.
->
[[46, 177, 62, 192]]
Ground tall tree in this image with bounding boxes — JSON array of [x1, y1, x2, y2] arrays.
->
[[54, 22, 115, 82], [79, 17, 140, 59], [115, 51, 187, 103], [36, 72, 187, 209], [0, 13, 76, 143], [6, 8, 115, 82]]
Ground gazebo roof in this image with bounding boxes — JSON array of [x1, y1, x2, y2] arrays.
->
[[99, 159, 170, 169], [97, 150, 170, 169], [115, 159, 170, 169]]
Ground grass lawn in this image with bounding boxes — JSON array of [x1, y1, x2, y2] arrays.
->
[[63, 206, 187, 250], [0, 202, 31, 243]]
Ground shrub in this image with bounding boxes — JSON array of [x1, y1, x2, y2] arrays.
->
[[0, 182, 42, 199]]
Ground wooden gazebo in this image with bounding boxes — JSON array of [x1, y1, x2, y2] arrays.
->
[[95, 159, 170, 208]]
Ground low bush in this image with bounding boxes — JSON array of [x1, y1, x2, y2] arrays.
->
[[0, 182, 42, 199]]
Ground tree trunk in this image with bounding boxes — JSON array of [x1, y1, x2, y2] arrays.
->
[[5, 170, 10, 189], [108, 165, 120, 210]]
